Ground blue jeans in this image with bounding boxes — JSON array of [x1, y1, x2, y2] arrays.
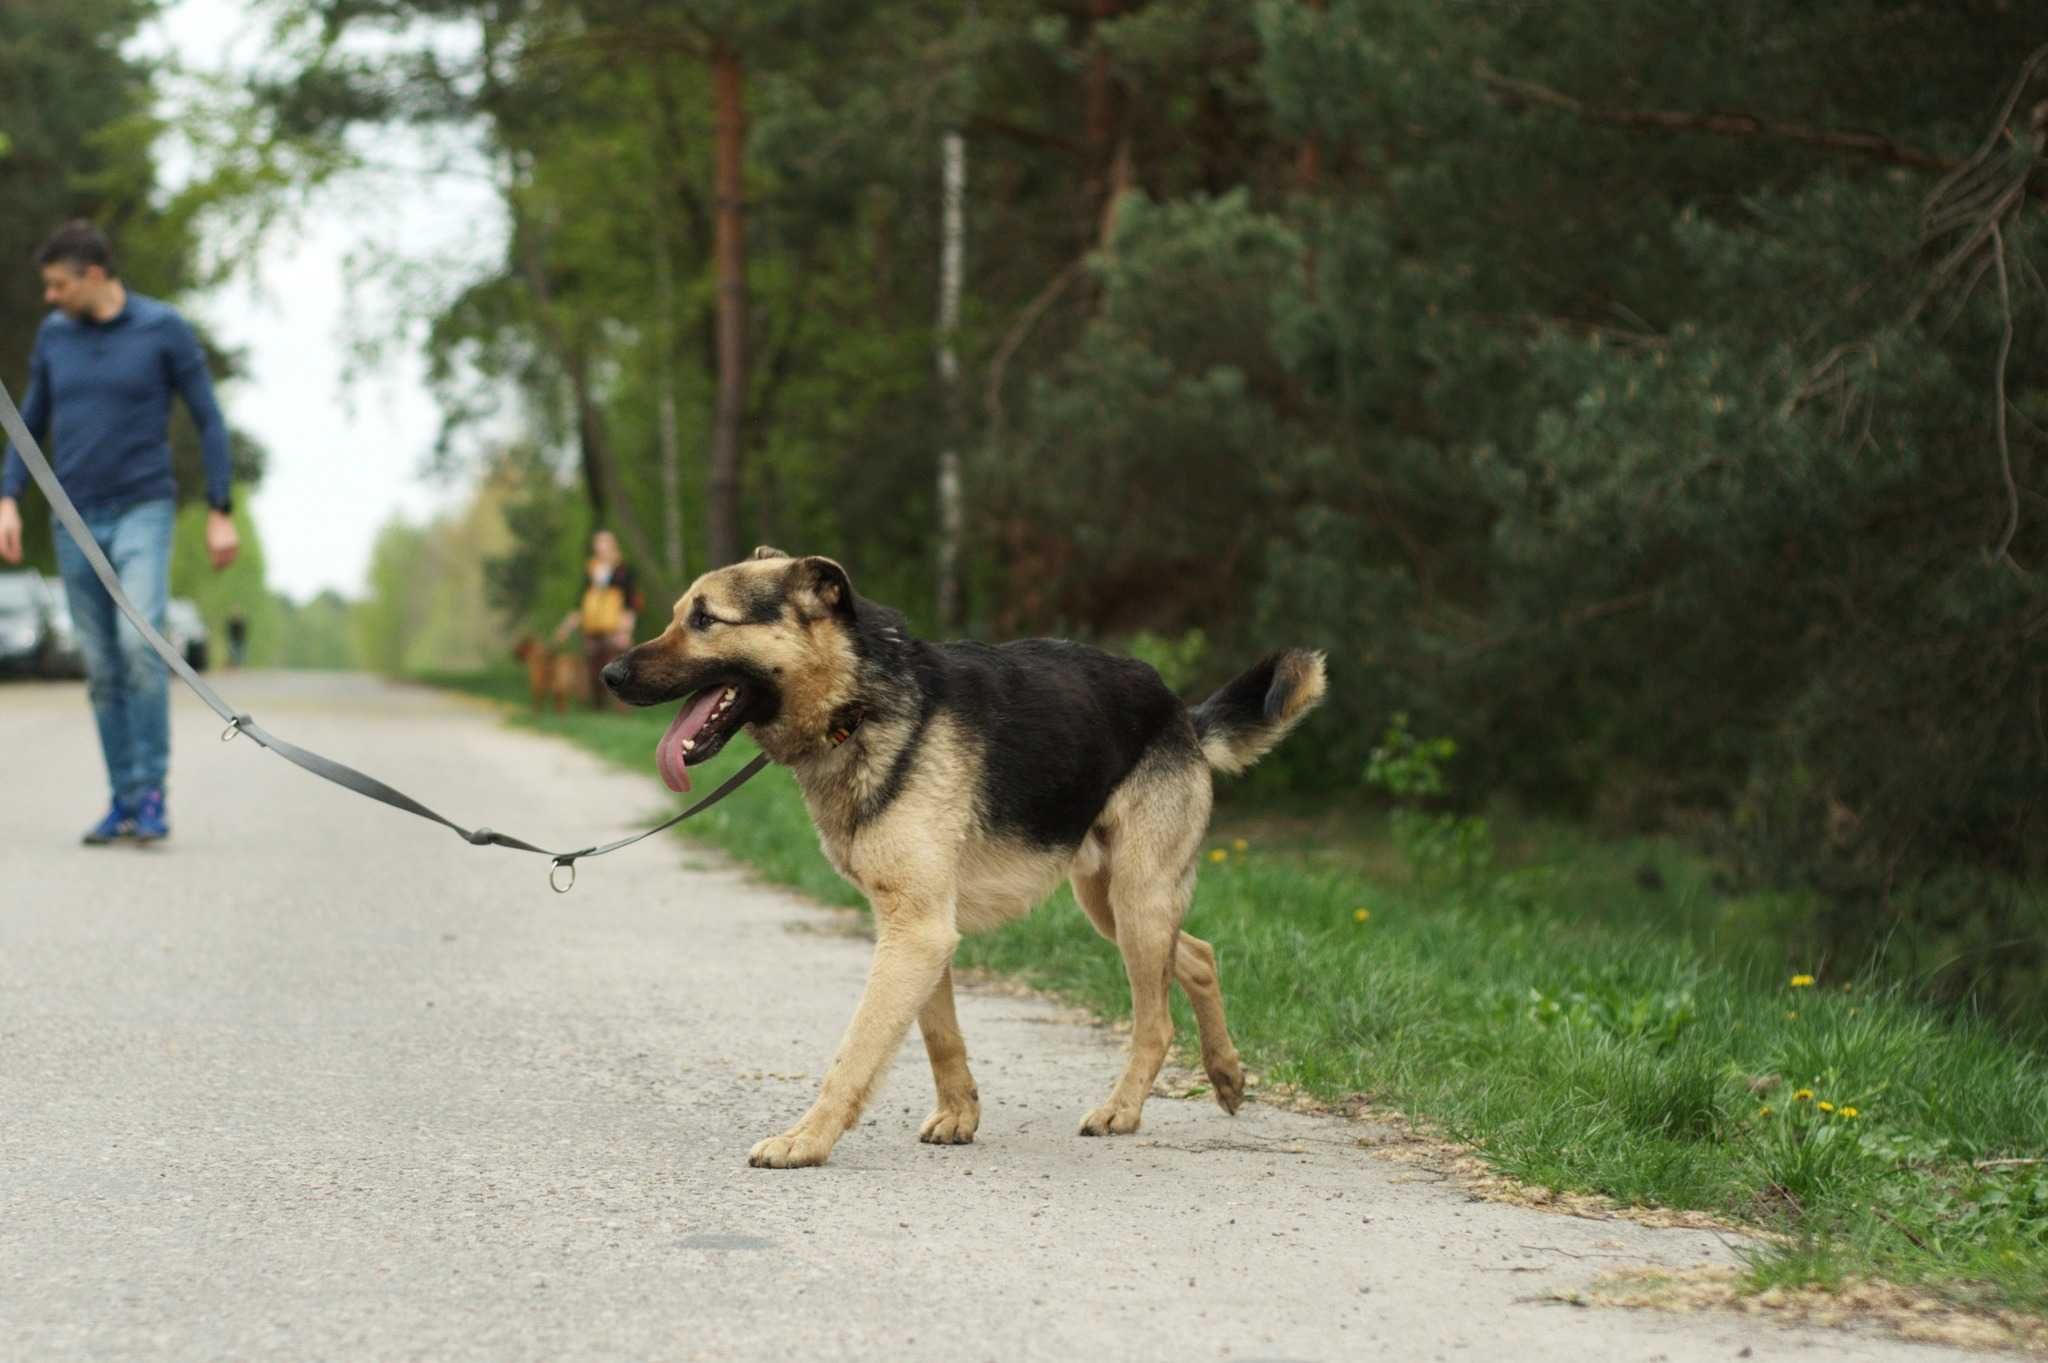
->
[[52, 497, 175, 805]]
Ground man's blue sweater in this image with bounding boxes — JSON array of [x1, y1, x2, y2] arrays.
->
[[0, 292, 232, 512]]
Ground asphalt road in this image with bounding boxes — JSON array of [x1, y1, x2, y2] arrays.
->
[[0, 673, 1985, 1362]]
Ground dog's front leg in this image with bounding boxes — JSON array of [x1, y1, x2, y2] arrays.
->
[[748, 890, 959, 1169]]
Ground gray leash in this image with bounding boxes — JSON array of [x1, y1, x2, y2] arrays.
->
[[0, 377, 766, 891]]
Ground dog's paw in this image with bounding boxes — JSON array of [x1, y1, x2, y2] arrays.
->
[[918, 1102, 980, 1146], [747, 1129, 834, 1169], [1206, 1052, 1246, 1115], [1077, 1102, 1144, 1137]]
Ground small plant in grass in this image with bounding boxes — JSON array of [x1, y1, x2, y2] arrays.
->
[[1741, 1073, 1887, 1210], [1364, 712, 1493, 884], [1510, 979, 1700, 1051]]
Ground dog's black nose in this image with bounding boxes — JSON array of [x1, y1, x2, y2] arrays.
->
[[600, 656, 631, 695]]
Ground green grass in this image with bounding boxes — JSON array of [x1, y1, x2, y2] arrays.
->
[[429, 667, 2048, 1317]]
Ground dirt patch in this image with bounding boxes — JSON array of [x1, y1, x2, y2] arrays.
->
[[1582, 1266, 2048, 1355]]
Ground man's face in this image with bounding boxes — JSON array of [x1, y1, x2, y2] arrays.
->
[[41, 263, 104, 319], [593, 531, 620, 560]]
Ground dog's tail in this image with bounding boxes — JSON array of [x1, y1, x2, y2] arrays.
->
[[1190, 649, 1328, 776]]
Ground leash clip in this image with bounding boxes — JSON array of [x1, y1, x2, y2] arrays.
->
[[549, 858, 577, 894], [220, 713, 250, 743]]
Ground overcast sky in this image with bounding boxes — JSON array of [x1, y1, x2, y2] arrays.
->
[[135, 0, 508, 603]]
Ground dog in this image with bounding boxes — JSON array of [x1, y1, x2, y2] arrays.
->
[[512, 635, 587, 714], [602, 547, 1327, 1168]]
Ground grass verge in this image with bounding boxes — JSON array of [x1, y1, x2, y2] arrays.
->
[[428, 668, 2048, 1321]]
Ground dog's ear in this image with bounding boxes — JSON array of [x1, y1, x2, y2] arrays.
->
[[750, 545, 790, 562], [791, 555, 855, 618]]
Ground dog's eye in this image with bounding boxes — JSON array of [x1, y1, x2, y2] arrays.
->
[[689, 603, 714, 631]]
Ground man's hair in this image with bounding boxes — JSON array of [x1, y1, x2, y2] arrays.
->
[[35, 220, 118, 277]]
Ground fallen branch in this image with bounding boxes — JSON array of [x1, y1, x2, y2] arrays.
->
[[1974, 1157, 2043, 1170], [1868, 1204, 1933, 1254]]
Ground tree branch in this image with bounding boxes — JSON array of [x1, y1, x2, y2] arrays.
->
[[984, 257, 1087, 451], [1474, 60, 2048, 201], [1987, 221, 2023, 569]]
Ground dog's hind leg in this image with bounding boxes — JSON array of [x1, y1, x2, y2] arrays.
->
[[916, 965, 980, 1145], [1079, 862, 1189, 1137], [1080, 767, 1212, 1136], [1081, 851, 1244, 1117], [1173, 931, 1245, 1115]]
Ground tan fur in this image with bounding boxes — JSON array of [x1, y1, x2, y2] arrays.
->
[[616, 557, 1322, 1169], [512, 636, 586, 714]]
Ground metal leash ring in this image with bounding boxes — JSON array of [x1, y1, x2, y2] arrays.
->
[[549, 859, 577, 894]]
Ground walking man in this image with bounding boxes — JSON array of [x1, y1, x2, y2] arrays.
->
[[0, 220, 238, 844]]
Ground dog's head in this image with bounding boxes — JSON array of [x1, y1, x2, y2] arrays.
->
[[512, 635, 541, 663], [602, 546, 860, 788]]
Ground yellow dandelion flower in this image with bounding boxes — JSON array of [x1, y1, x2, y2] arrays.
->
[[1793, 1089, 1814, 1102], [1757, 1106, 1772, 1118], [1817, 1100, 1835, 1113], [1785, 1011, 1799, 1020], [1839, 1107, 1859, 1119], [1353, 908, 1370, 924], [1207, 849, 1228, 864], [1789, 974, 1815, 988], [1232, 838, 1249, 853]]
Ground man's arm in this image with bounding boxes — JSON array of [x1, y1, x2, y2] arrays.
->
[[0, 331, 53, 564], [167, 314, 233, 512], [2, 330, 54, 498], [166, 314, 238, 569]]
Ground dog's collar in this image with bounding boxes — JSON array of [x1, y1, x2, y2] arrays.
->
[[827, 704, 865, 747]]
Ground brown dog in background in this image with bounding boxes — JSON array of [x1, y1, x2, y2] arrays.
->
[[513, 635, 587, 713]]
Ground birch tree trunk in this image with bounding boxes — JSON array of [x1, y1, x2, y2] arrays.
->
[[936, 128, 966, 631], [708, 40, 748, 569], [651, 188, 687, 584]]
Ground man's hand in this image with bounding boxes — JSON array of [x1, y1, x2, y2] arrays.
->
[[205, 508, 239, 570], [0, 498, 21, 565]]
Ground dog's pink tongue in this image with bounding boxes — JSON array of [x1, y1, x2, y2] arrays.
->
[[656, 689, 724, 793]]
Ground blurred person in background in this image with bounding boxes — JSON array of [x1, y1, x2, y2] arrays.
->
[[552, 528, 639, 712], [0, 220, 238, 844]]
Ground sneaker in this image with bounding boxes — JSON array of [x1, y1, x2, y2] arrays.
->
[[82, 799, 134, 845], [131, 788, 169, 844]]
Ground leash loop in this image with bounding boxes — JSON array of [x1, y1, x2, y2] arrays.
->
[[549, 859, 578, 894]]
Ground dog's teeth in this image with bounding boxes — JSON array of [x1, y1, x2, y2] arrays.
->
[[681, 739, 695, 752], [723, 688, 736, 700]]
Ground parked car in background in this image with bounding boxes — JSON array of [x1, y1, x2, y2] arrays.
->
[[42, 592, 87, 678], [165, 597, 209, 672], [0, 571, 56, 675]]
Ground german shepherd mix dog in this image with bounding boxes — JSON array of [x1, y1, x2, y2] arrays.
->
[[603, 547, 1327, 1168]]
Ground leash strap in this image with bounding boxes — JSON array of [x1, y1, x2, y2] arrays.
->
[[0, 376, 767, 890]]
